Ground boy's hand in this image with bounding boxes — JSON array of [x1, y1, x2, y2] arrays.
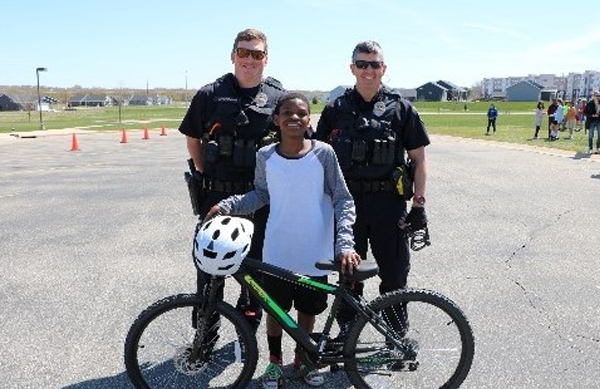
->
[[338, 251, 362, 275], [203, 205, 225, 222]]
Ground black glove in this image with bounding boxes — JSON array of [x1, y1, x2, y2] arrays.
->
[[401, 207, 427, 232]]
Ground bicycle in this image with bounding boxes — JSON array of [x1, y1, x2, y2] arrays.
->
[[124, 246, 475, 388]]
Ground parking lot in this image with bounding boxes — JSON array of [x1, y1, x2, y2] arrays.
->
[[1, 129, 599, 388]]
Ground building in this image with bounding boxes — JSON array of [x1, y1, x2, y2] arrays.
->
[[153, 95, 172, 105], [416, 82, 448, 101], [566, 70, 600, 100], [436, 80, 467, 101], [505, 80, 544, 101], [482, 73, 569, 100], [67, 94, 113, 107], [328, 85, 352, 103], [129, 95, 154, 105], [397, 88, 417, 101], [0, 94, 54, 111]]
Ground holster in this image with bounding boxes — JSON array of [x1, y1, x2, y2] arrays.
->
[[184, 159, 205, 216], [392, 162, 415, 200]]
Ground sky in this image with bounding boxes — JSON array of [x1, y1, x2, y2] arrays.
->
[[3, 0, 600, 92]]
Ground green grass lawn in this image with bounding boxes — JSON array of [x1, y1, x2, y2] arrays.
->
[[1, 102, 591, 154]]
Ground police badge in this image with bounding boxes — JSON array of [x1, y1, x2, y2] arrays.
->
[[255, 92, 268, 107], [374, 101, 386, 117]]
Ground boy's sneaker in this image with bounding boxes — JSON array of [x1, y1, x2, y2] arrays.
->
[[294, 356, 324, 387], [262, 356, 283, 389]]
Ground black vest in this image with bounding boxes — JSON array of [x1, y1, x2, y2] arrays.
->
[[202, 73, 284, 182], [332, 87, 405, 180]]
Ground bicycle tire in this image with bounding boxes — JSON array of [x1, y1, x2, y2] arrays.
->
[[124, 293, 258, 389], [344, 289, 474, 389]]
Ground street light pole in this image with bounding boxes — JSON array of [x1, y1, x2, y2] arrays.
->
[[36, 67, 47, 130]]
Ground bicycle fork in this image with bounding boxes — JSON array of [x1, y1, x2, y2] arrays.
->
[[190, 276, 224, 362]]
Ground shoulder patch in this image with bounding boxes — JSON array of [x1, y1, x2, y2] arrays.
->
[[263, 77, 284, 90]]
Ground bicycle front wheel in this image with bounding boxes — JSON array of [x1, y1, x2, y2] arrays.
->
[[344, 289, 474, 389], [124, 293, 258, 389]]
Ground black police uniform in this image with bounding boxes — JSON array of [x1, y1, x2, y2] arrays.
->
[[316, 85, 429, 334], [179, 72, 285, 328]]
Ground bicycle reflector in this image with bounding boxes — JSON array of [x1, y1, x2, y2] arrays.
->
[[193, 216, 254, 275]]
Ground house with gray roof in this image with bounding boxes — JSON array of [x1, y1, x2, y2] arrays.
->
[[506, 80, 544, 101], [416, 82, 449, 101], [0, 94, 54, 111], [67, 94, 113, 107], [129, 95, 153, 105]]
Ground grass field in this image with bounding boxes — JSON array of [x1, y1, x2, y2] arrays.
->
[[1, 102, 592, 153]]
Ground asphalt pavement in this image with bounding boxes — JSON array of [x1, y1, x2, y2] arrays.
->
[[0, 127, 599, 389]]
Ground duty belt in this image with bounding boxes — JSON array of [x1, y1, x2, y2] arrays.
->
[[347, 180, 395, 193], [202, 178, 253, 194]]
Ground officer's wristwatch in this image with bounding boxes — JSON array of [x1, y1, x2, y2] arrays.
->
[[413, 195, 426, 206]]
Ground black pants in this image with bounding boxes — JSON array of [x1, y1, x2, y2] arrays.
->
[[196, 190, 268, 329], [337, 191, 410, 335], [487, 119, 496, 133]]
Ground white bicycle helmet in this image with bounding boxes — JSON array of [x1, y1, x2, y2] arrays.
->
[[193, 216, 254, 276]]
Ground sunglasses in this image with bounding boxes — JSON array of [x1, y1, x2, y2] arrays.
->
[[354, 60, 384, 70], [235, 47, 266, 60]]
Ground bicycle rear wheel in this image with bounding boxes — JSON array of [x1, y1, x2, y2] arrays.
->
[[124, 293, 258, 389], [344, 289, 474, 389]]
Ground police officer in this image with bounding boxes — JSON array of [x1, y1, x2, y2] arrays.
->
[[316, 40, 429, 340], [179, 28, 285, 331]]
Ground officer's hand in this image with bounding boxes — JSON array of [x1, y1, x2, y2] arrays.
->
[[399, 207, 428, 232], [203, 205, 225, 223], [337, 251, 362, 275]]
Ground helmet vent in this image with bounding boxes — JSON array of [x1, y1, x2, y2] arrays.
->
[[212, 230, 221, 240], [231, 228, 240, 241], [224, 250, 237, 259], [203, 249, 218, 259], [222, 217, 232, 225], [203, 221, 213, 230]]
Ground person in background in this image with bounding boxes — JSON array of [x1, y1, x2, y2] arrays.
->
[[550, 98, 564, 141], [584, 91, 600, 154], [533, 101, 545, 140], [486, 103, 498, 135], [547, 98, 558, 139], [565, 101, 577, 139], [577, 98, 587, 134]]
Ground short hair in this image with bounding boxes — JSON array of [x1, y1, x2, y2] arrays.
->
[[232, 28, 268, 54], [274, 92, 310, 115], [351, 40, 384, 63], [593, 90, 600, 97]]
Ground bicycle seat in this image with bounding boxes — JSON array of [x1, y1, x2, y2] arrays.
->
[[314, 260, 379, 282]]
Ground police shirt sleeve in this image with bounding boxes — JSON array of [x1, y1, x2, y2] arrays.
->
[[397, 100, 430, 151], [218, 148, 270, 215], [315, 104, 335, 142], [319, 142, 356, 254], [178, 87, 211, 139]]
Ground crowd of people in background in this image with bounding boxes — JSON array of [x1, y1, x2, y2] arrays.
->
[[531, 91, 600, 154]]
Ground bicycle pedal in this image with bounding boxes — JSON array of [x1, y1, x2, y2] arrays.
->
[[389, 360, 419, 372]]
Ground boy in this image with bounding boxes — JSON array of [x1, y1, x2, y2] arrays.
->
[[205, 92, 360, 388]]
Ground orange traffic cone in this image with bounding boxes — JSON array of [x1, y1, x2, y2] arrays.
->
[[120, 128, 128, 144], [160, 125, 167, 136], [70, 133, 80, 151], [143, 126, 150, 140]]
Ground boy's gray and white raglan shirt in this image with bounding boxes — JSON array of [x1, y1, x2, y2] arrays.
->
[[218, 140, 355, 276]]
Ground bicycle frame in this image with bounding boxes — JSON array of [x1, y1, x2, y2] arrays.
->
[[223, 258, 406, 365]]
